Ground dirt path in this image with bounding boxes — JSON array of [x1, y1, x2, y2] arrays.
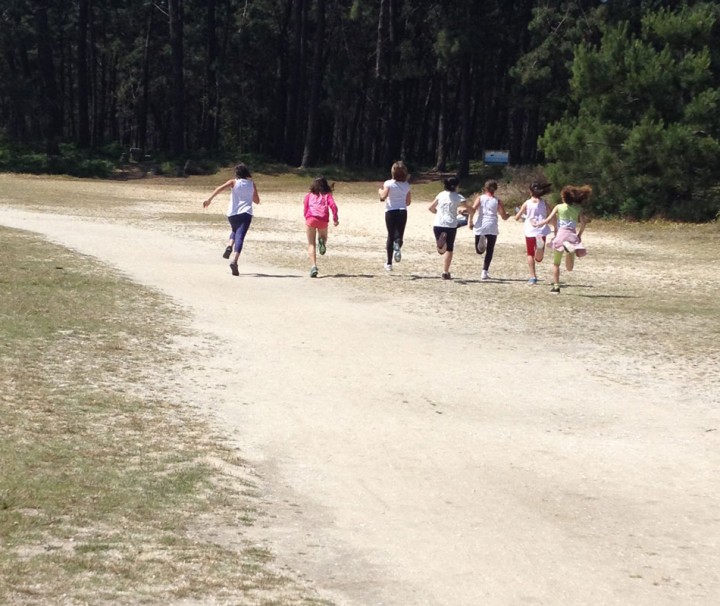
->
[[2, 204, 718, 606]]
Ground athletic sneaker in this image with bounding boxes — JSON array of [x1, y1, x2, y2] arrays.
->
[[481, 269, 489, 280], [536, 235, 544, 250], [310, 266, 319, 278], [229, 263, 239, 276], [562, 241, 576, 254], [222, 246, 232, 259], [550, 283, 561, 294], [393, 239, 402, 262], [528, 277, 538, 285], [318, 237, 326, 256], [441, 272, 451, 280], [437, 231, 448, 254], [476, 235, 487, 254], [384, 263, 393, 271]]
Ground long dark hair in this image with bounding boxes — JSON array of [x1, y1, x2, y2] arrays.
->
[[235, 163, 252, 179], [310, 176, 333, 195]]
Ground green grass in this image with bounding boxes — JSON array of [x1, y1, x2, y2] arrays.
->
[[0, 227, 331, 605]]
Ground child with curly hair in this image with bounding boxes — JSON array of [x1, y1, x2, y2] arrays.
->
[[534, 184, 591, 294]]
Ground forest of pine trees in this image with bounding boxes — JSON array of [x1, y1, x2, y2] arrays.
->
[[0, 1, 718, 219]]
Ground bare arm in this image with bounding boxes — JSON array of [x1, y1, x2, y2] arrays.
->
[[428, 199, 438, 214], [534, 205, 558, 227], [203, 179, 235, 208], [577, 212, 587, 239], [513, 202, 527, 221], [498, 200, 510, 220], [252, 183, 260, 204], [405, 190, 412, 207], [378, 185, 389, 201]]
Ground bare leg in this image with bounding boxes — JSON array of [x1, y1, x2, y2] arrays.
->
[[318, 227, 329, 251], [565, 252, 575, 272], [553, 263, 561, 285], [443, 251, 453, 274], [527, 254, 537, 279], [306, 226, 318, 267]]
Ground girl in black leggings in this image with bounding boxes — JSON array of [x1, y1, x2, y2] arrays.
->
[[378, 161, 412, 271]]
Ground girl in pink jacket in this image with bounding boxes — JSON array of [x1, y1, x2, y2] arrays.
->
[[303, 176, 339, 278]]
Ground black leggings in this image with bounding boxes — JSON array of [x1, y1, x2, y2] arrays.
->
[[385, 209, 408, 264], [476, 234, 497, 271]]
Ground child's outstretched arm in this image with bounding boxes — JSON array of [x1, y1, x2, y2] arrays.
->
[[498, 200, 510, 220], [577, 211, 587, 240], [513, 201, 527, 221], [203, 179, 234, 208], [468, 194, 481, 229], [534, 205, 558, 227]]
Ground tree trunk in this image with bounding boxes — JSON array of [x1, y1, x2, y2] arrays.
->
[[138, 7, 153, 153], [33, 1, 62, 154], [283, 0, 306, 163], [169, 0, 185, 157], [300, 0, 326, 168], [363, 0, 389, 165], [77, 0, 90, 148], [434, 73, 447, 172], [203, 0, 217, 150], [457, 58, 472, 178]]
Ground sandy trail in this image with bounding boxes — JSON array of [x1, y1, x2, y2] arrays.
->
[[2, 206, 718, 606]]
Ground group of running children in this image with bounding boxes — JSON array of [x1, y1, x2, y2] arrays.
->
[[202, 161, 591, 294]]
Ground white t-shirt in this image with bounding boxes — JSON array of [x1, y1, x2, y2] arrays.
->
[[227, 178, 255, 216], [383, 179, 410, 211], [433, 190, 466, 228], [523, 198, 551, 237], [473, 193, 501, 236]]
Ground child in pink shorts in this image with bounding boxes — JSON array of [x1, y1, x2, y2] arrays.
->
[[303, 176, 339, 278]]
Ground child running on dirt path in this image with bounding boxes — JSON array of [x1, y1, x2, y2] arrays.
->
[[429, 176, 469, 280], [469, 179, 510, 280], [514, 181, 553, 285], [378, 161, 412, 271], [303, 176, 339, 278], [534, 184, 590, 294], [203, 163, 260, 276]]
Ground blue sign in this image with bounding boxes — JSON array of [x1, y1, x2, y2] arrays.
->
[[484, 150, 509, 165]]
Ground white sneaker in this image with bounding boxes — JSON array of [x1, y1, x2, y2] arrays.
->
[[481, 270, 489, 280], [536, 235, 544, 250], [562, 241, 576, 254], [384, 263, 393, 271]]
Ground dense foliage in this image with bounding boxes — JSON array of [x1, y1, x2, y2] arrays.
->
[[540, 4, 720, 220], [0, 0, 718, 219]]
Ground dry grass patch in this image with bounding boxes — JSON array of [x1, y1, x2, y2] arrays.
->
[[0, 227, 332, 605]]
